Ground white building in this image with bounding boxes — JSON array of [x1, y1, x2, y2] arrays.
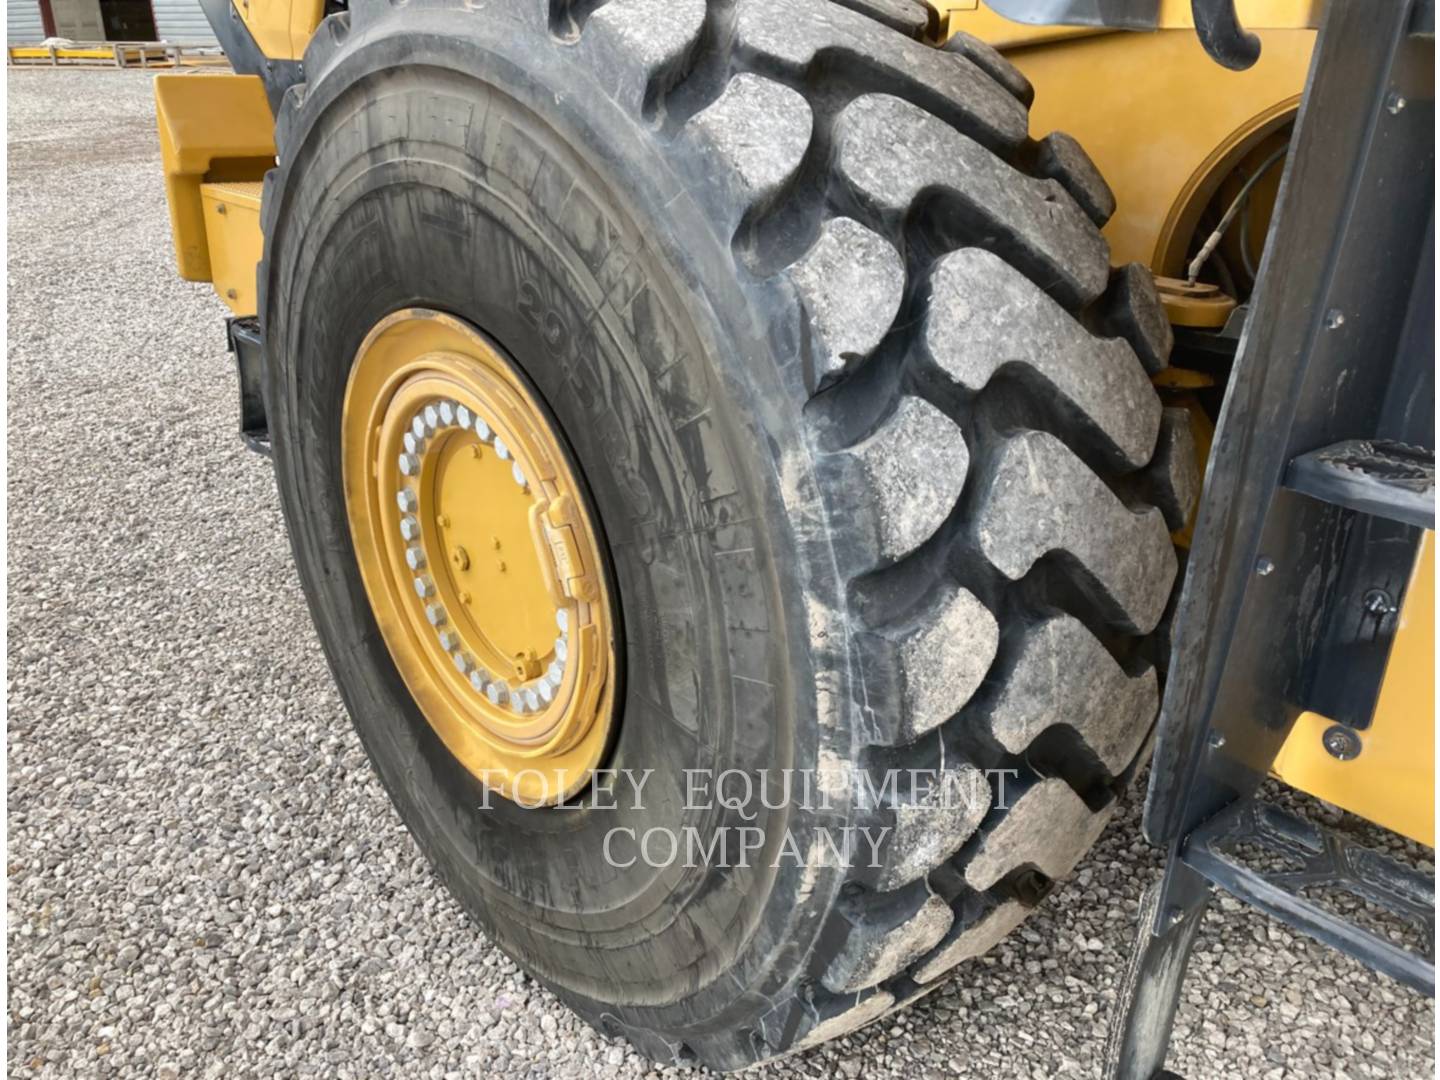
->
[[7, 0, 215, 44]]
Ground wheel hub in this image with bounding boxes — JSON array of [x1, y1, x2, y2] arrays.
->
[[342, 310, 616, 805]]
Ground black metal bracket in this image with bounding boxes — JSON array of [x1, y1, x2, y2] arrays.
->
[[226, 316, 271, 457], [1107, 1, 1435, 1077], [1103, 880, 1211, 1080], [197, 0, 303, 114], [1107, 799, 1435, 1080]]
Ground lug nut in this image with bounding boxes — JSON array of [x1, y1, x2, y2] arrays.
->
[[414, 575, 434, 599], [469, 669, 487, 692], [396, 489, 418, 513], [424, 404, 441, 430], [398, 453, 420, 477], [411, 415, 428, 440], [453, 652, 473, 675], [486, 683, 503, 705], [438, 400, 456, 426], [425, 603, 446, 627], [405, 547, 426, 571], [438, 630, 459, 652], [403, 431, 425, 456], [456, 405, 473, 430], [399, 515, 421, 541]]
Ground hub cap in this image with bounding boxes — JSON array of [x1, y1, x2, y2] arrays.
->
[[342, 310, 616, 805]]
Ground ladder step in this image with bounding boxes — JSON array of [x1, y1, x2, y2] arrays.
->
[[1183, 800, 1435, 995], [1284, 439, 1434, 528]]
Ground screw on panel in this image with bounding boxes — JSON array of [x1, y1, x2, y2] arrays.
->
[[1322, 724, 1362, 761], [1207, 731, 1227, 750], [1363, 588, 1397, 617], [1386, 92, 1407, 115], [1324, 309, 1346, 330], [1255, 556, 1276, 576]]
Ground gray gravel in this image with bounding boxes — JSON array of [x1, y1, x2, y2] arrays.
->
[[7, 67, 1435, 1079]]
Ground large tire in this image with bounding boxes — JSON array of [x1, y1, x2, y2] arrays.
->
[[259, 0, 1195, 1069]]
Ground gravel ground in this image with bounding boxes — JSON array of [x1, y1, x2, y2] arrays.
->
[[6, 68, 1435, 1080]]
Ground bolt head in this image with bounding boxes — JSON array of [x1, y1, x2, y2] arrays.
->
[[452, 652, 472, 675], [524, 689, 541, 711], [1363, 589, 1397, 617], [438, 630, 459, 652], [424, 404, 441, 430], [413, 575, 434, 599], [1386, 92, 1407, 115], [396, 489, 418, 513], [556, 609, 569, 633], [512, 462, 527, 489], [425, 603, 447, 627], [474, 417, 493, 442], [405, 546, 426, 571], [486, 683, 503, 705], [1207, 731, 1226, 750], [398, 453, 420, 477], [456, 405, 473, 430], [1323, 724, 1362, 761], [411, 415, 428, 440], [438, 400, 456, 426], [403, 431, 425, 456], [555, 637, 568, 663], [494, 439, 511, 462], [1324, 309, 1346, 330], [399, 515, 421, 541], [1255, 556, 1275, 576]]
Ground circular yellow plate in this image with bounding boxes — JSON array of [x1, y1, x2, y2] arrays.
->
[[342, 309, 616, 805]]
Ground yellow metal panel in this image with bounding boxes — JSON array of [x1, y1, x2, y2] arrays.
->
[[234, 0, 325, 60], [1272, 533, 1435, 846], [153, 73, 274, 284], [1003, 28, 1313, 269], [200, 182, 265, 316]]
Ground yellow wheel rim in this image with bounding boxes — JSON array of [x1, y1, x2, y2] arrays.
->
[[342, 309, 616, 806]]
